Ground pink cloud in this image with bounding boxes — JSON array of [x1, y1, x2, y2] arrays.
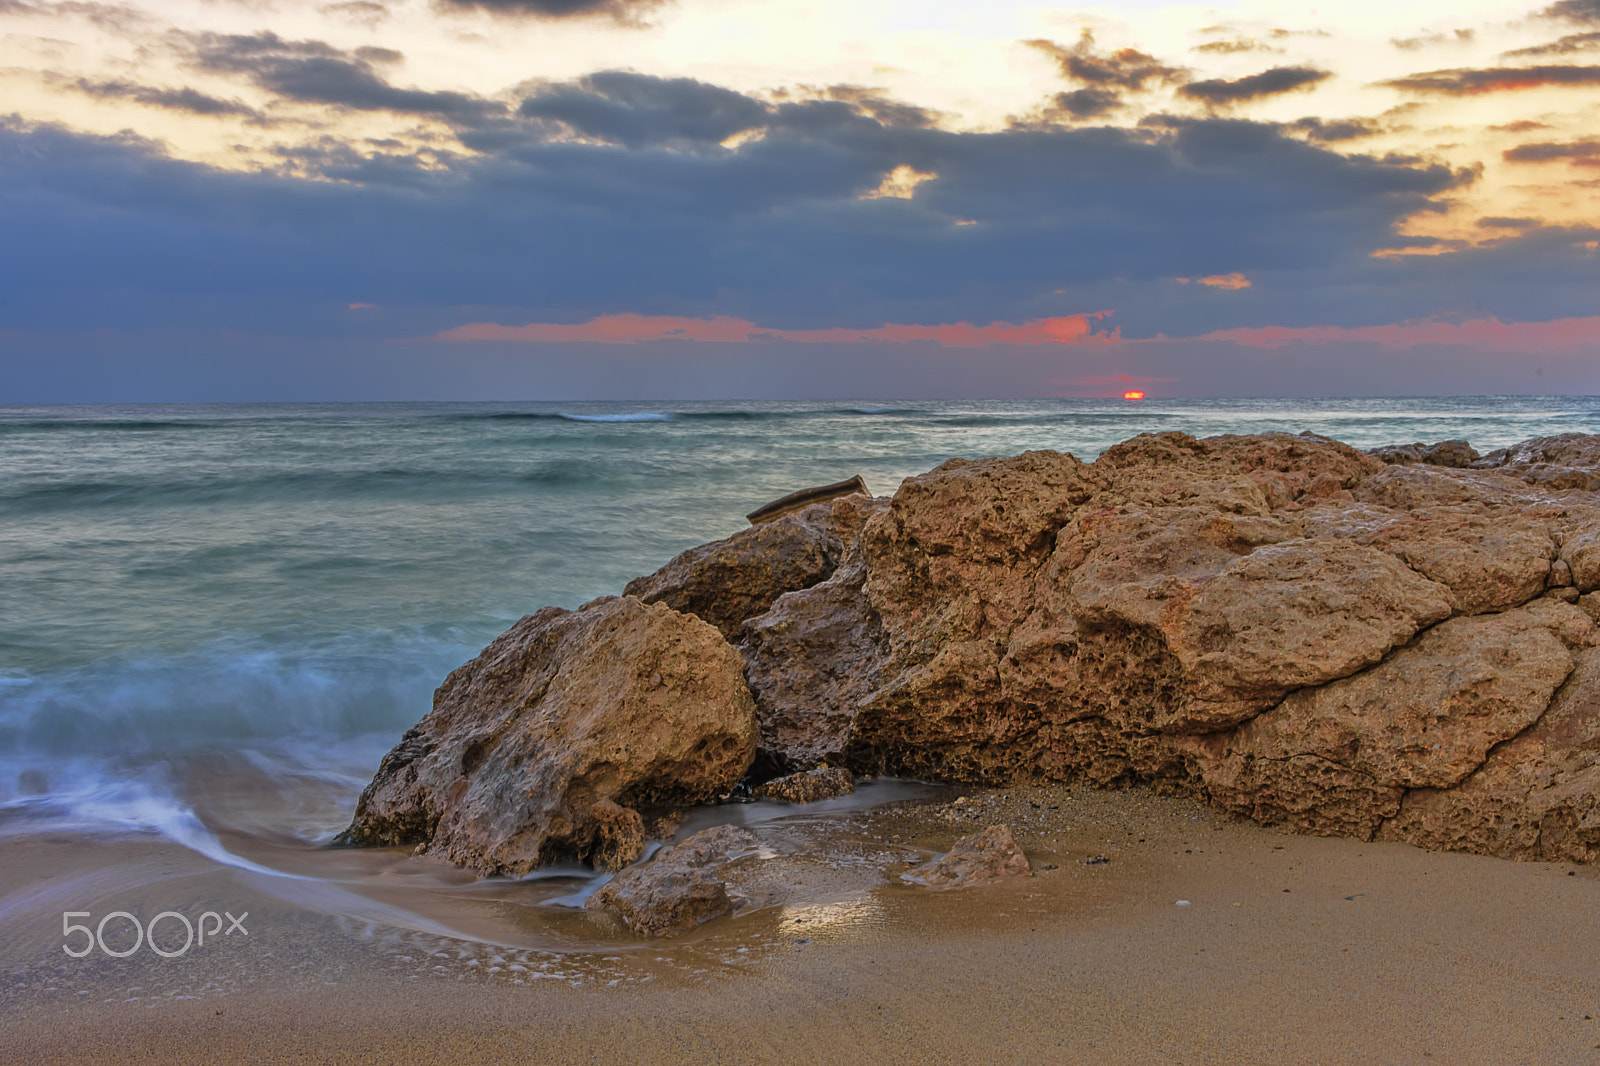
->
[[1177, 315, 1600, 351], [433, 312, 1116, 347]]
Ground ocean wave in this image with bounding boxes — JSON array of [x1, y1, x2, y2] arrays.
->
[[0, 418, 225, 434], [0, 464, 616, 513], [0, 635, 467, 759], [558, 412, 676, 423]]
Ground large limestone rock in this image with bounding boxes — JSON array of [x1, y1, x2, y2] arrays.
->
[[337, 596, 757, 877], [348, 429, 1600, 876], [722, 430, 1600, 864]]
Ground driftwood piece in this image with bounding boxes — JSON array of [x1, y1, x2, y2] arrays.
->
[[747, 475, 870, 525]]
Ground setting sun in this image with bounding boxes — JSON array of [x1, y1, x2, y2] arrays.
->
[[1123, 390, 1145, 401]]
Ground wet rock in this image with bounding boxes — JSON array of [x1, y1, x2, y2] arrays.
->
[[337, 596, 757, 877], [585, 825, 760, 936], [754, 767, 856, 804], [903, 825, 1031, 888], [1370, 439, 1479, 468], [1476, 433, 1600, 491]]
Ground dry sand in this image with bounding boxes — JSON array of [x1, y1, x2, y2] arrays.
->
[[5, 784, 1599, 1065]]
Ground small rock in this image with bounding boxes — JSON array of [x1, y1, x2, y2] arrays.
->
[[902, 825, 1031, 889], [586, 825, 760, 937], [753, 767, 856, 804], [1081, 854, 1110, 866], [1175, 900, 1192, 907]]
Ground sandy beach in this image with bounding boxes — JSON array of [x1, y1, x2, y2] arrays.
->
[[6, 784, 1599, 1065]]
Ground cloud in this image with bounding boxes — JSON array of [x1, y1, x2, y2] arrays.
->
[[1027, 33, 1185, 91], [1478, 216, 1540, 228], [69, 79, 258, 118], [0, 78, 1525, 351], [432, 312, 1113, 346], [1504, 31, 1600, 56], [1542, 0, 1600, 23], [1193, 39, 1280, 56], [1, 0, 149, 31], [433, 0, 666, 20], [1503, 139, 1600, 163], [1381, 64, 1600, 94], [320, 1, 390, 25], [1176, 273, 1252, 289], [518, 71, 769, 147], [1391, 29, 1475, 51], [1048, 88, 1122, 119], [186, 32, 505, 121], [1179, 67, 1331, 104], [1185, 314, 1600, 351], [1286, 116, 1382, 142]]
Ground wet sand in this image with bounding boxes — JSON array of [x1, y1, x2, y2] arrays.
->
[[5, 785, 1600, 1064]]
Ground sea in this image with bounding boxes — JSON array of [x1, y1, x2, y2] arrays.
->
[[2, 396, 1597, 944]]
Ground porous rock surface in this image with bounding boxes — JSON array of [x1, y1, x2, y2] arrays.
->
[[627, 429, 1600, 864], [337, 596, 757, 877], [585, 825, 760, 936], [754, 767, 856, 804]]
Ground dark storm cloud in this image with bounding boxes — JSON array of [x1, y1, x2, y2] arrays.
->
[[1505, 31, 1600, 56], [518, 71, 770, 147], [185, 32, 505, 121], [1503, 139, 1600, 162], [1179, 67, 1330, 104], [0, 71, 1486, 353], [433, 0, 666, 20], [72, 78, 257, 118], [1286, 116, 1383, 142], [1542, 0, 1600, 23], [1382, 64, 1600, 93]]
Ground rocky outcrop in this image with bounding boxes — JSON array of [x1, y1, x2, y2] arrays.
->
[[336, 596, 757, 877], [346, 429, 1600, 880], [664, 430, 1600, 864], [754, 767, 856, 803], [903, 825, 1032, 888], [585, 825, 761, 936]]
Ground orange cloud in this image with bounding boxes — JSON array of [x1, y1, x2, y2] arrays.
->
[[1176, 272, 1252, 289], [433, 313, 1116, 347], [1183, 315, 1600, 350]]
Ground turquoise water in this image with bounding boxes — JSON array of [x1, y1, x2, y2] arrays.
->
[[1, 396, 1597, 855]]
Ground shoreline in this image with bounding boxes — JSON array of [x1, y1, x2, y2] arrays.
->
[[6, 783, 1599, 1063]]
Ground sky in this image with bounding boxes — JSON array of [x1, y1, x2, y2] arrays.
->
[[2, 0, 1598, 400]]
